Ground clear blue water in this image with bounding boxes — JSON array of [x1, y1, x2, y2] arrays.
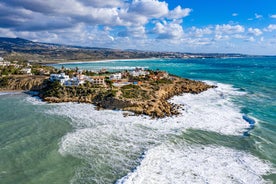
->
[[0, 57, 275, 183]]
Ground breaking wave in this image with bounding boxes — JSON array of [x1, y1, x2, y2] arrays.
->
[[117, 144, 273, 184], [45, 82, 273, 183]]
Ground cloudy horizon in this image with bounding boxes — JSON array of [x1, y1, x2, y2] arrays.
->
[[0, 0, 275, 55]]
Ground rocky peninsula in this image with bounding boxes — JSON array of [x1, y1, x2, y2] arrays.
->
[[0, 68, 214, 118]]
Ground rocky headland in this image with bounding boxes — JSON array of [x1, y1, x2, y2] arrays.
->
[[0, 74, 214, 118], [0, 75, 48, 91]]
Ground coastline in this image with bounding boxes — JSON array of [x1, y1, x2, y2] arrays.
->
[[1, 56, 275, 183], [41, 57, 159, 65], [0, 73, 214, 118]]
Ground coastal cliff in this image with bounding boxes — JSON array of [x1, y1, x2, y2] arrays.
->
[[0, 75, 48, 91], [0, 74, 214, 118], [40, 76, 214, 118]]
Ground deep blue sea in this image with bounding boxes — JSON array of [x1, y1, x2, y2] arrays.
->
[[0, 57, 275, 183]]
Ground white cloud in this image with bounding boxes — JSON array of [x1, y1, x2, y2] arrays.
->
[[153, 21, 184, 40], [215, 24, 245, 34], [108, 35, 115, 41], [248, 28, 263, 36], [0, 28, 16, 37], [129, 0, 169, 18], [214, 24, 245, 41], [264, 24, 276, 32], [128, 26, 147, 38], [245, 36, 255, 42], [189, 26, 212, 37], [184, 37, 213, 46], [255, 13, 263, 19], [103, 26, 112, 31], [78, 0, 123, 8], [214, 34, 229, 41], [118, 26, 147, 38], [168, 6, 192, 19], [2, 1, 276, 55], [232, 34, 245, 39]]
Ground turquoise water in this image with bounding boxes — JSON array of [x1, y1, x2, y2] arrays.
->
[[0, 95, 81, 184], [1, 57, 275, 183]]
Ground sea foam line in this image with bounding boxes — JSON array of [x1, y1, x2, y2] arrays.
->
[[0, 91, 22, 96], [116, 144, 274, 184], [45, 81, 263, 183], [54, 58, 158, 65]]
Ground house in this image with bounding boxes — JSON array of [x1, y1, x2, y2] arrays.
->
[[20, 68, 32, 75], [110, 73, 122, 81], [50, 73, 70, 85], [39, 69, 50, 75], [0, 61, 11, 66], [149, 71, 169, 80], [130, 68, 149, 77], [156, 71, 169, 79], [91, 76, 106, 85]]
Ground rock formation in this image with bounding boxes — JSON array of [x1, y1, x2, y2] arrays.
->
[[0, 74, 215, 118]]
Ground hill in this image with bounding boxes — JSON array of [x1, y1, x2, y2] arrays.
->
[[0, 37, 248, 63]]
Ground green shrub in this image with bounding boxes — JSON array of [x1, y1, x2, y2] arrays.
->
[[0, 77, 9, 87]]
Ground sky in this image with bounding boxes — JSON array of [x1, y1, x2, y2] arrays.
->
[[0, 0, 276, 55]]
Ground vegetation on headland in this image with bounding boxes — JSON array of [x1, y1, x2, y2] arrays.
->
[[0, 60, 215, 118], [0, 37, 217, 118]]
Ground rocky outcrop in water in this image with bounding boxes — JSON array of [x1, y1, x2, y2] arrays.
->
[[0, 74, 215, 118]]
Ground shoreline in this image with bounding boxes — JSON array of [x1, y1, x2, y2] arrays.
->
[[41, 57, 159, 65], [0, 74, 214, 118]]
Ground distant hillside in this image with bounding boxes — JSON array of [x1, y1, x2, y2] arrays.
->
[[0, 37, 168, 62], [0, 37, 249, 63]]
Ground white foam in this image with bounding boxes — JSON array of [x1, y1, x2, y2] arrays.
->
[[49, 82, 252, 165], [0, 92, 10, 96], [0, 91, 22, 96], [56, 58, 158, 65], [24, 95, 47, 105], [48, 82, 249, 136], [103, 66, 149, 70], [117, 144, 273, 184], [46, 82, 267, 183], [168, 82, 249, 135]]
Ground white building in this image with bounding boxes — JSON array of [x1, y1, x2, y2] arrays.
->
[[64, 77, 79, 86], [50, 73, 70, 85], [130, 68, 149, 77], [110, 73, 122, 80], [0, 61, 11, 66], [0, 57, 3, 61], [20, 68, 32, 75]]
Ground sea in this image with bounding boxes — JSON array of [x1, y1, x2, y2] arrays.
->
[[0, 57, 275, 184]]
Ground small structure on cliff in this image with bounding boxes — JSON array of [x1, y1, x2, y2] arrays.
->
[[20, 68, 32, 75], [0, 61, 11, 66], [110, 73, 122, 81], [130, 68, 149, 77], [91, 76, 106, 85], [50, 73, 70, 85]]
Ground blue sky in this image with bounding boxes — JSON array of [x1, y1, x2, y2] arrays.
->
[[0, 0, 275, 55]]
